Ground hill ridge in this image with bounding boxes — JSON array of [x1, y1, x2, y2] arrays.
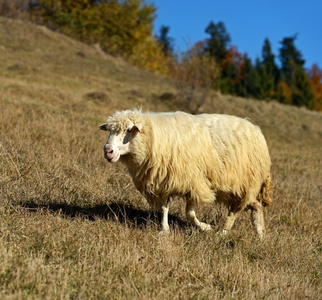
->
[[0, 15, 321, 144]]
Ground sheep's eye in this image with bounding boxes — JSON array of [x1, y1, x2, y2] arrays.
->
[[127, 128, 132, 133]]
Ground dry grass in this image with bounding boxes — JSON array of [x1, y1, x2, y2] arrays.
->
[[0, 17, 321, 299]]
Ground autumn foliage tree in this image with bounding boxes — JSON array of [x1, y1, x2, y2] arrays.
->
[[171, 41, 220, 113], [219, 45, 244, 95], [28, 0, 156, 56], [176, 42, 220, 88], [308, 64, 322, 111], [130, 36, 172, 75]]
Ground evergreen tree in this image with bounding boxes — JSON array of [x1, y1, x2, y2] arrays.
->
[[236, 55, 260, 98], [157, 25, 173, 55], [259, 38, 279, 98], [255, 58, 265, 99], [278, 35, 315, 108], [279, 35, 305, 84], [220, 61, 236, 95], [262, 38, 278, 76], [279, 35, 315, 109], [205, 21, 231, 62], [292, 64, 315, 109]]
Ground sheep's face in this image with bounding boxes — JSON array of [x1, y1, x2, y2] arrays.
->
[[99, 121, 142, 163]]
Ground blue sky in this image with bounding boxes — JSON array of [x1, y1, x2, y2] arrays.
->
[[152, 0, 322, 69]]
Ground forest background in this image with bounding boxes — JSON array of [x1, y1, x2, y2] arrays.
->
[[1, 0, 322, 111]]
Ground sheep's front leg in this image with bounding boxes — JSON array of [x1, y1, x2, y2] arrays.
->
[[223, 203, 241, 235], [159, 204, 170, 235], [186, 201, 212, 231]]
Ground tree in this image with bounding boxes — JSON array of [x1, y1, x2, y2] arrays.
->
[[278, 35, 314, 108], [258, 38, 279, 98], [205, 21, 231, 63], [292, 64, 315, 109], [28, 0, 156, 56], [237, 55, 261, 98], [262, 38, 279, 76], [308, 64, 322, 111], [172, 41, 220, 113], [275, 81, 292, 104], [180, 41, 220, 89], [220, 45, 243, 95], [279, 35, 305, 84], [130, 36, 171, 75], [157, 25, 173, 56]]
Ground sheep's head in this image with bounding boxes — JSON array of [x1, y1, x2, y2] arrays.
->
[[99, 110, 143, 163]]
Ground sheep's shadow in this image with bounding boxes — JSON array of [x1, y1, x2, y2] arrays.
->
[[17, 200, 188, 230]]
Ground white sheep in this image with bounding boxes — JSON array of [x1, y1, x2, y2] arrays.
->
[[99, 109, 272, 238]]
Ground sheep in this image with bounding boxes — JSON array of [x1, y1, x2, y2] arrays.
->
[[99, 109, 272, 238]]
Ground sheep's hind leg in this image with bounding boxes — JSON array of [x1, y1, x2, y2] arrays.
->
[[186, 201, 212, 231], [159, 204, 170, 235], [249, 201, 265, 240]]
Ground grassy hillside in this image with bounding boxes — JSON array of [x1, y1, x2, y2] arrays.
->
[[0, 17, 321, 299]]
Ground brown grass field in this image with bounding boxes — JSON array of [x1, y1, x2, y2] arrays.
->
[[0, 17, 321, 299]]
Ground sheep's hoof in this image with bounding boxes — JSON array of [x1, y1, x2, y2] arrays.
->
[[200, 223, 212, 232], [159, 229, 170, 236], [222, 229, 228, 236], [258, 232, 264, 241]]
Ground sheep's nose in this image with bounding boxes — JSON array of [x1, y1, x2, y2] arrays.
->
[[103, 145, 115, 159], [104, 144, 113, 152]]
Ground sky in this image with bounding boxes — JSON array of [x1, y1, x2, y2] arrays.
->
[[152, 0, 322, 69]]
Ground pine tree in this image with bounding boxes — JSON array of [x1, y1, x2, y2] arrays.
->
[[220, 62, 236, 95], [237, 55, 260, 98], [259, 38, 279, 98], [255, 58, 266, 99], [157, 25, 173, 56], [292, 64, 315, 109], [205, 21, 231, 63], [278, 35, 315, 108], [279, 35, 305, 84]]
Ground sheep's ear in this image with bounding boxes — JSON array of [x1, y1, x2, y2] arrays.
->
[[99, 123, 108, 131], [133, 123, 142, 132]]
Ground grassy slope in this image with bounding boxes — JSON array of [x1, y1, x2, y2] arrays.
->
[[0, 17, 321, 299]]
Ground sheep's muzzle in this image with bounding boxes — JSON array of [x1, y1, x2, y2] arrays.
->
[[104, 145, 120, 163]]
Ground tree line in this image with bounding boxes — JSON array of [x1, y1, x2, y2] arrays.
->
[[1, 0, 321, 110], [160, 21, 321, 111]]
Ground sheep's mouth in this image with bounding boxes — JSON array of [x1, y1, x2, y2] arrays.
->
[[107, 152, 120, 163]]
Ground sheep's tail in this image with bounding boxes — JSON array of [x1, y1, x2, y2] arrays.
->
[[258, 175, 273, 207]]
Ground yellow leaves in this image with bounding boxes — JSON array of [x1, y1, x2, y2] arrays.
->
[[29, 0, 156, 57], [130, 37, 172, 75]]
